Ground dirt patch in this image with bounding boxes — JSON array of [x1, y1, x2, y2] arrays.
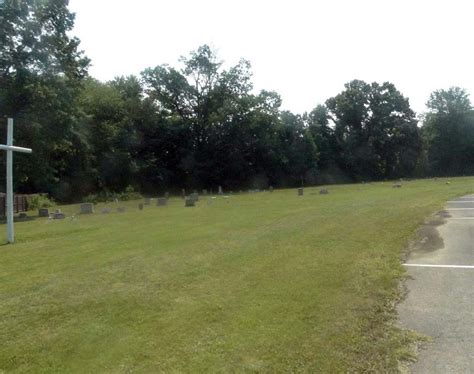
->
[[405, 211, 447, 257], [413, 225, 444, 253], [436, 210, 452, 219]]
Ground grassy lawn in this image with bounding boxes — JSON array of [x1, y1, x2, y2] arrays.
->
[[1, 178, 473, 372]]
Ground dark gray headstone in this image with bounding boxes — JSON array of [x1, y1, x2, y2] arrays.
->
[[202, 189, 208, 195], [181, 189, 186, 199], [138, 203, 144, 210], [80, 203, 94, 214], [101, 208, 111, 214], [269, 186, 274, 192], [18, 212, 28, 220], [218, 185, 223, 195], [38, 208, 49, 217], [54, 209, 65, 219], [164, 192, 170, 199], [157, 198, 167, 206], [190, 192, 199, 202], [117, 207, 126, 213], [392, 183, 402, 188], [319, 188, 329, 195], [298, 188, 304, 196], [185, 197, 195, 207]]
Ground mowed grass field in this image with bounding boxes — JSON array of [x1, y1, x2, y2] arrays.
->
[[1, 178, 473, 373]]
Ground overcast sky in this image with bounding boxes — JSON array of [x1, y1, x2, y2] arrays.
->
[[69, 0, 474, 116]]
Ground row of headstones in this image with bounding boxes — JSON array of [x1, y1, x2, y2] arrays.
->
[[181, 187, 224, 198], [180, 186, 277, 197], [37, 186, 331, 218], [143, 196, 169, 207], [37, 193, 185, 218], [298, 188, 329, 196], [38, 208, 66, 219]]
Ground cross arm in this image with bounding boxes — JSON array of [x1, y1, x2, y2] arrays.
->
[[0, 144, 33, 153]]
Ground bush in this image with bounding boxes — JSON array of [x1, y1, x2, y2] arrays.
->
[[117, 186, 142, 201], [82, 186, 142, 204], [82, 194, 101, 205], [27, 195, 55, 210]]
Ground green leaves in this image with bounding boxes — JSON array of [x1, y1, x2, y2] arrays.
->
[[0, 0, 90, 199], [326, 80, 420, 180], [423, 87, 474, 176]]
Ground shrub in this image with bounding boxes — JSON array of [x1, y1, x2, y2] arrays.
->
[[117, 186, 142, 201], [82, 186, 142, 204], [27, 195, 55, 210]]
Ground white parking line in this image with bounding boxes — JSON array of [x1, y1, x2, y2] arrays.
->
[[403, 264, 474, 269]]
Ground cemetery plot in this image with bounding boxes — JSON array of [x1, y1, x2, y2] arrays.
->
[[1, 177, 474, 372]]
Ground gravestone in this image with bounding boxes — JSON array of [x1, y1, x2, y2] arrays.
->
[[101, 208, 111, 214], [18, 212, 27, 220], [298, 188, 304, 196], [202, 189, 207, 195], [319, 188, 329, 195], [157, 198, 167, 206], [38, 208, 49, 217], [80, 203, 94, 214], [164, 192, 170, 199], [218, 185, 223, 195], [269, 186, 274, 192], [54, 209, 65, 219], [190, 192, 199, 202], [392, 183, 402, 188], [181, 189, 186, 199], [138, 203, 144, 210], [117, 207, 126, 213], [144, 197, 151, 205], [185, 197, 195, 207]]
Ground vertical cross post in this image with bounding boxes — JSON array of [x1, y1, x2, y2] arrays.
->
[[0, 118, 32, 244], [6, 118, 13, 243]]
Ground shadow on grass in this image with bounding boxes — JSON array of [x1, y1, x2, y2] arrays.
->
[[0, 216, 38, 225]]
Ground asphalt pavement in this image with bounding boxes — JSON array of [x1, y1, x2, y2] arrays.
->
[[398, 195, 474, 373]]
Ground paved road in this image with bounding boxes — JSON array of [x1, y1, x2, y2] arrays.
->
[[398, 195, 474, 373]]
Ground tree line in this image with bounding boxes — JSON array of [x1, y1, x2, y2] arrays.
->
[[1, 0, 474, 202]]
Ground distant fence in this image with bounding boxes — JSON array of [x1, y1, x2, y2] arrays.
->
[[0, 193, 29, 216]]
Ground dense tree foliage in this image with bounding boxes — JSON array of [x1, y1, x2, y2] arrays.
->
[[421, 87, 474, 176], [0, 0, 90, 199], [1, 0, 473, 201], [326, 80, 421, 180]]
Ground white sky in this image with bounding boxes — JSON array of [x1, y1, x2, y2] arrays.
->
[[69, 0, 474, 116]]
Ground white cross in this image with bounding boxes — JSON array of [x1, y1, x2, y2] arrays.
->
[[0, 118, 32, 243]]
